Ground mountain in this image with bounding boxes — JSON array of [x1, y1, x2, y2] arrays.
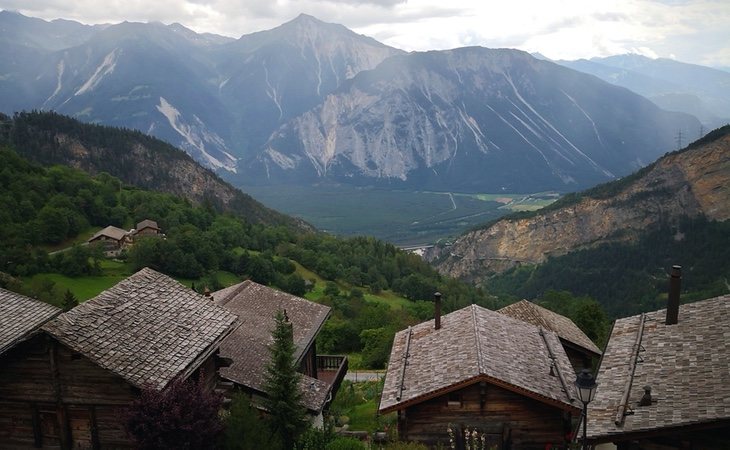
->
[[558, 54, 730, 129], [0, 111, 308, 229], [254, 47, 699, 192], [214, 14, 403, 156], [427, 125, 730, 282], [0, 12, 401, 174]]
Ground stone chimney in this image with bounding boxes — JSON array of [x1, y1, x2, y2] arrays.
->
[[434, 292, 442, 330], [666, 265, 681, 325]]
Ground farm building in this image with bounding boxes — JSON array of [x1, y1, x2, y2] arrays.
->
[[586, 291, 730, 449], [86, 225, 131, 253], [133, 219, 161, 237], [212, 280, 348, 426], [0, 268, 237, 449], [498, 300, 602, 372], [379, 302, 580, 449]]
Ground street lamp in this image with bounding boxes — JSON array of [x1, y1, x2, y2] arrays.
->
[[575, 369, 598, 450]]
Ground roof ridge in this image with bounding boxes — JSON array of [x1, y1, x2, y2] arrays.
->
[[472, 305, 484, 374], [538, 326, 574, 404], [614, 313, 646, 426]]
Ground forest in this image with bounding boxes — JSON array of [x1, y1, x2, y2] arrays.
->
[[488, 215, 730, 317], [0, 145, 502, 369]]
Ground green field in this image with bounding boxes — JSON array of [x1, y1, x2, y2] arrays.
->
[[240, 184, 558, 246]]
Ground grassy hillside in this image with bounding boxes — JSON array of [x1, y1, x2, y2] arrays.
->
[[0, 145, 495, 369]]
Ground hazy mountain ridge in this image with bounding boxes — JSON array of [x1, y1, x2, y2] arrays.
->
[[427, 125, 730, 281], [0, 111, 308, 230], [257, 47, 698, 192], [0, 12, 400, 174], [0, 11, 712, 194], [557, 54, 730, 129]]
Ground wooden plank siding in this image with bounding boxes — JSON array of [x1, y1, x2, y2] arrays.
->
[[398, 381, 575, 450], [0, 334, 138, 449]]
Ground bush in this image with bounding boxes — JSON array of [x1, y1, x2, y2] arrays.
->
[[124, 377, 223, 450]]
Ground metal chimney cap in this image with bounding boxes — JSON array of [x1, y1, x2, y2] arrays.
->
[[434, 292, 442, 299]]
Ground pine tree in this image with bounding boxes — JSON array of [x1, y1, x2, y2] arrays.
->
[[61, 289, 78, 312], [263, 310, 308, 449]]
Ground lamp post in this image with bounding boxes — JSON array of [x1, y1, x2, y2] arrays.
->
[[575, 369, 598, 450]]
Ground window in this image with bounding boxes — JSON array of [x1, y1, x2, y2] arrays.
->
[[447, 392, 462, 407]]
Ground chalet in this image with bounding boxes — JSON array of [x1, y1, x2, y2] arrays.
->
[[133, 219, 160, 237], [586, 287, 730, 448], [0, 268, 238, 449], [379, 301, 581, 449], [212, 280, 347, 426], [87, 225, 131, 253], [498, 300, 602, 371]]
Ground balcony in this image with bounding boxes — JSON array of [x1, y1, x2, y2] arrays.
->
[[316, 354, 348, 401]]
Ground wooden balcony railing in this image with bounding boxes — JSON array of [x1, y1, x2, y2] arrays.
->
[[316, 354, 348, 403]]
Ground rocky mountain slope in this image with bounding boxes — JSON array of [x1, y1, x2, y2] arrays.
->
[[256, 47, 698, 192], [557, 54, 730, 129], [428, 126, 730, 281], [0, 111, 308, 229], [0, 11, 400, 174]]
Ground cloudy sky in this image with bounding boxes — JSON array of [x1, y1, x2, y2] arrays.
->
[[2, 0, 729, 67]]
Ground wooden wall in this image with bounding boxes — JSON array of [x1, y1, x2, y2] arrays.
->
[[0, 334, 138, 449], [398, 381, 575, 450]]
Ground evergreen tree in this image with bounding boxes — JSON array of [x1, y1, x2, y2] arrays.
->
[[61, 289, 78, 312], [263, 310, 308, 449]]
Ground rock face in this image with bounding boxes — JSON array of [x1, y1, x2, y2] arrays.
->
[[428, 128, 730, 281], [256, 47, 699, 192], [0, 12, 400, 173]]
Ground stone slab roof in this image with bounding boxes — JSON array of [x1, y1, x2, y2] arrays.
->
[[88, 225, 129, 242], [499, 300, 601, 356], [379, 304, 579, 413], [588, 295, 730, 440], [213, 280, 332, 412], [136, 219, 159, 231], [0, 288, 61, 355], [42, 268, 238, 390]]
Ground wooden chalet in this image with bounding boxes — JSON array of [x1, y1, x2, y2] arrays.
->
[[379, 303, 581, 449], [498, 300, 602, 372], [133, 219, 160, 237], [212, 280, 348, 426], [586, 293, 730, 449], [86, 225, 131, 253], [0, 268, 237, 449]]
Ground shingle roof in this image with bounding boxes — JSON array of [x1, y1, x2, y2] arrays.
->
[[213, 280, 332, 412], [0, 288, 61, 355], [379, 304, 579, 413], [498, 300, 601, 356], [88, 225, 129, 242], [42, 268, 238, 390], [136, 219, 159, 231], [587, 295, 730, 440]]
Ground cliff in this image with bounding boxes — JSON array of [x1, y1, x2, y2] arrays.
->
[[428, 126, 730, 281]]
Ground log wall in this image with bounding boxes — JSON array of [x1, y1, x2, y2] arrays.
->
[[399, 381, 575, 450], [1, 333, 225, 449]]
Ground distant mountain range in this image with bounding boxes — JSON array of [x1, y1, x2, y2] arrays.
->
[[556, 54, 730, 130], [0, 10, 707, 192], [427, 125, 730, 281]]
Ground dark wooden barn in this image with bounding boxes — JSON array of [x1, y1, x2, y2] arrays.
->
[[0, 268, 237, 449], [212, 280, 347, 426], [379, 304, 581, 449], [586, 293, 730, 449], [498, 300, 602, 372]]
